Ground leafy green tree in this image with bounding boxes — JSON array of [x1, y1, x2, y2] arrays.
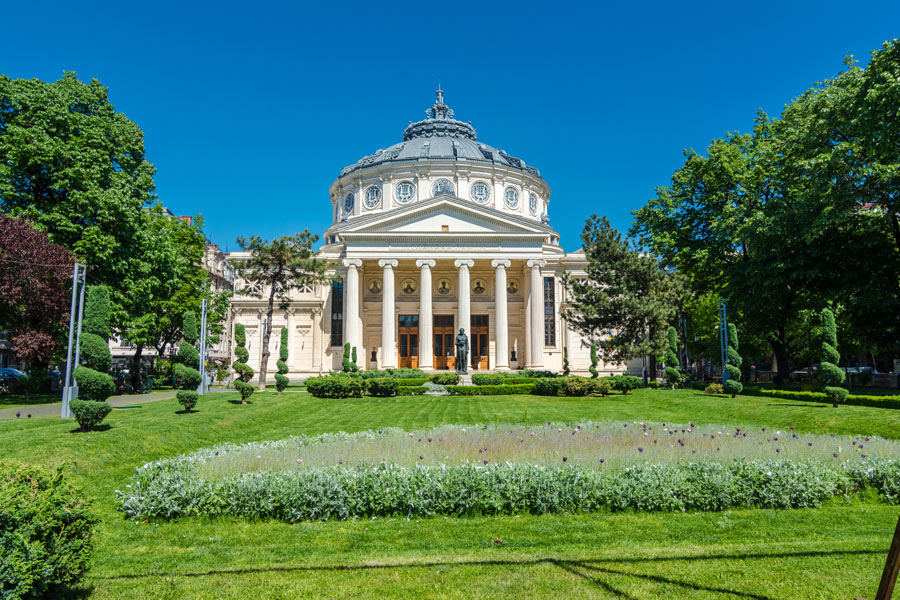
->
[[820, 308, 848, 407], [234, 231, 332, 390], [664, 326, 681, 389], [232, 323, 254, 403], [565, 215, 686, 366], [118, 206, 231, 390], [274, 327, 289, 394], [0, 72, 155, 326], [723, 323, 743, 398]]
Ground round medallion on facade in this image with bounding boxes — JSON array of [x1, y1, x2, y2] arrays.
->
[[368, 279, 382, 295], [529, 193, 538, 215], [395, 181, 416, 204], [364, 185, 382, 209], [436, 278, 452, 295], [507, 279, 519, 294], [472, 278, 487, 295], [504, 187, 519, 209], [431, 178, 455, 197], [469, 181, 491, 204], [400, 278, 417, 295], [344, 192, 355, 213]]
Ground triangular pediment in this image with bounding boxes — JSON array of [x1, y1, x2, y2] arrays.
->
[[335, 196, 555, 237]]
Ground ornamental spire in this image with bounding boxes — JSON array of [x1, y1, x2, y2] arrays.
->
[[404, 88, 477, 140], [427, 86, 453, 120]]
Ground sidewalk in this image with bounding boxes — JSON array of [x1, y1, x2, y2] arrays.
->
[[0, 389, 181, 420]]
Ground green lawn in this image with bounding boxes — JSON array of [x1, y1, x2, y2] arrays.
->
[[1, 389, 897, 599], [0, 392, 59, 407]]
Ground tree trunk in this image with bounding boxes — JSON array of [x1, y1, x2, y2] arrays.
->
[[258, 287, 277, 390], [130, 344, 144, 392], [770, 333, 790, 389], [648, 355, 657, 382]]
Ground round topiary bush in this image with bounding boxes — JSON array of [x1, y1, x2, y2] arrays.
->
[[72, 366, 115, 403], [233, 381, 255, 402], [79, 332, 112, 373], [69, 398, 112, 431], [177, 390, 198, 413], [176, 340, 199, 367], [0, 462, 98, 599], [174, 363, 202, 391]]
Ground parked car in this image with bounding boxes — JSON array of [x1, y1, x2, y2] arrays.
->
[[0, 368, 27, 393]]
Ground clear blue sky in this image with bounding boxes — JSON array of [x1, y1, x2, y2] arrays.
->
[[3, 0, 899, 251]]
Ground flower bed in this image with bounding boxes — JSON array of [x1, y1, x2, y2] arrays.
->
[[117, 421, 900, 522]]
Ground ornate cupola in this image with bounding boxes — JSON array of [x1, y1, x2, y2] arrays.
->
[[402, 87, 478, 141]]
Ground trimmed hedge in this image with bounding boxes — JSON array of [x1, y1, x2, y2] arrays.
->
[[609, 375, 641, 394], [533, 377, 565, 396], [533, 376, 612, 397], [365, 377, 399, 397], [80, 332, 112, 373], [428, 373, 460, 385], [305, 375, 364, 399], [358, 368, 426, 379], [471, 374, 537, 386], [1, 462, 98, 599], [397, 385, 429, 396], [394, 378, 428, 387], [445, 383, 534, 395], [174, 363, 202, 391], [69, 399, 112, 431], [743, 387, 900, 410]]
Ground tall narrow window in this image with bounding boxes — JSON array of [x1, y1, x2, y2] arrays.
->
[[543, 277, 556, 347], [330, 279, 344, 347]]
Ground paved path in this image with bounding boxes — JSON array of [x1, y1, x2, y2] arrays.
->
[[0, 389, 182, 420]]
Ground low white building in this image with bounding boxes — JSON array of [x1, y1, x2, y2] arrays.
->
[[229, 90, 640, 379]]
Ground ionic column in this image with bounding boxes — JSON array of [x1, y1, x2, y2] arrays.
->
[[341, 259, 362, 351], [311, 307, 322, 372], [492, 259, 511, 370], [285, 309, 295, 370], [378, 259, 398, 368], [416, 259, 435, 369], [526, 259, 546, 368], [455, 259, 474, 341]]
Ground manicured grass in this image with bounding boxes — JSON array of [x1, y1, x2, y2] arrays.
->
[[1, 388, 897, 598]]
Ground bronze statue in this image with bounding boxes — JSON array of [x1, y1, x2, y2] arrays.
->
[[454, 327, 469, 374]]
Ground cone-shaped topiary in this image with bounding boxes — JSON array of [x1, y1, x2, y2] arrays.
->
[[589, 343, 599, 378], [83, 286, 110, 340], [723, 323, 743, 398], [820, 308, 847, 407], [563, 347, 570, 376], [664, 326, 681, 389], [232, 323, 254, 403], [183, 311, 198, 345], [274, 327, 289, 393]]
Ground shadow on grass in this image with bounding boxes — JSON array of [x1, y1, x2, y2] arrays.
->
[[68, 424, 112, 434], [92, 547, 883, 598], [174, 410, 201, 415], [768, 403, 829, 408]]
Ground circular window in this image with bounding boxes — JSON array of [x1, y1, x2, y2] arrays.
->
[[395, 181, 416, 204], [470, 181, 491, 204], [432, 178, 455, 197], [364, 186, 382, 208], [344, 193, 354, 213], [529, 193, 538, 215], [504, 187, 519, 209]]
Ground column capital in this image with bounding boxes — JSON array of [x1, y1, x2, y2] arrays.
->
[[454, 259, 475, 269], [342, 258, 362, 268], [415, 259, 436, 269], [378, 259, 398, 269], [491, 259, 511, 269], [526, 259, 547, 269], [310, 306, 323, 316]]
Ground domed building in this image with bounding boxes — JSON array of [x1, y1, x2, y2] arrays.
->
[[229, 90, 630, 377]]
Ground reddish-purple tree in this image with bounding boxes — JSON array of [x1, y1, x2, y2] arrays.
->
[[0, 215, 75, 367]]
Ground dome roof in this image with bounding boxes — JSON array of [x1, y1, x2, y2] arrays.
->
[[339, 89, 541, 179]]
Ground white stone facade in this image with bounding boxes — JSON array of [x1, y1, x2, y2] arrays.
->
[[229, 91, 640, 380]]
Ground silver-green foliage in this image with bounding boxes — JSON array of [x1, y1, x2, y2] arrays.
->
[[118, 455, 900, 522]]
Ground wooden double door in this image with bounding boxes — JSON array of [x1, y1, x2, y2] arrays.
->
[[431, 314, 489, 370], [398, 315, 418, 368]]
